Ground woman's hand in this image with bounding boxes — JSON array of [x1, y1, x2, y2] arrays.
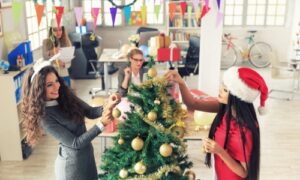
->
[[106, 93, 121, 110], [164, 70, 185, 85], [124, 67, 131, 78], [100, 93, 121, 126], [202, 138, 224, 155]]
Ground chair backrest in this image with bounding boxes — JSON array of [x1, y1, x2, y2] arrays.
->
[[185, 35, 200, 74], [136, 27, 159, 34]]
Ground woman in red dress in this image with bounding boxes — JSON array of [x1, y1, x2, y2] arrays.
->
[[165, 66, 268, 180]]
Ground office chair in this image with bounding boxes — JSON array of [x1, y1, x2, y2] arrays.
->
[[136, 26, 159, 34], [178, 35, 200, 77], [68, 32, 101, 79], [268, 52, 300, 100]]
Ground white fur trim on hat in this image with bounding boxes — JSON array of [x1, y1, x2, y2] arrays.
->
[[223, 67, 260, 103]]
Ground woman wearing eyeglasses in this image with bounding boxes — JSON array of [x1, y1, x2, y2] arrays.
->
[[118, 48, 147, 97], [42, 19, 72, 87]]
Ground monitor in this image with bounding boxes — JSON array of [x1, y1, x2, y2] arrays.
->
[[139, 31, 160, 46]]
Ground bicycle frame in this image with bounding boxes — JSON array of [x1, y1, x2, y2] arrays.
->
[[223, 33, 255, 60]]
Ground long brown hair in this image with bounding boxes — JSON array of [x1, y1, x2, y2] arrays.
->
[[48, 26, 71, 47], [21, 66, 84, 146]]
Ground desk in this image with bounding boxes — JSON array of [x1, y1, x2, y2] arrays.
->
[[97, 49, 127, 96]]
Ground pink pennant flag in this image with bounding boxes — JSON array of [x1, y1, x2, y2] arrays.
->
[[216, 11, 223, 27], [193, 0, 199, 11], [74, 7, 82, 26], [35, 4, 44, 27], [205, 0, 210, 10], [55, 6, 64, 27], [110, 7, 117, 27], [91, 8, 100, 30], [180, 2, 187, 17]]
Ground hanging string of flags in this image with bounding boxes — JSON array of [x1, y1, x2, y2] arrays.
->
[[28, 0, 223, 29]]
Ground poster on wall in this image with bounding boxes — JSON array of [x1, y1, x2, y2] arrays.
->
[[0, 12, 3, 37], [0, 0, 12, 8]]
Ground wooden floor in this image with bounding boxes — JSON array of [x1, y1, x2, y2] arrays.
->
[[1, 67, 300, 180]]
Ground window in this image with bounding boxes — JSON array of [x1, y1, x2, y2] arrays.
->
[[224, 0, 244, 26], [83, 0, 164, 27], [25, 0, 60, 50], [83, 0, 102, 25], [224, 0, 287, 26]]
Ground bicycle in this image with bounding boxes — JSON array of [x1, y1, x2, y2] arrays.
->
[[221, 30, 273, 69]]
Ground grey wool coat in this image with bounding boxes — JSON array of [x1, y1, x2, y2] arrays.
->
[[42, 100, 103, 180], [117, 64, 148, 97]]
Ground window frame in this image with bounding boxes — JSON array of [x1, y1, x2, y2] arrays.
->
[[223, 0, 288, 27]]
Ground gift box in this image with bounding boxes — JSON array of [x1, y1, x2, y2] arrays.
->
[[149, 33, 171, 49], [157, 47, 181, 62], [105, 120, 118, 133]]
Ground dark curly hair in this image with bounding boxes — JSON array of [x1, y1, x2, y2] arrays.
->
[[21, 66, 84, 146]]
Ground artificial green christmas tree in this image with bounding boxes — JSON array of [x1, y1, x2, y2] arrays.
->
[[99, 60, 193, 179]]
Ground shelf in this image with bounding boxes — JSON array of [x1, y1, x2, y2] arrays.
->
[[169, 27, 200, 30]]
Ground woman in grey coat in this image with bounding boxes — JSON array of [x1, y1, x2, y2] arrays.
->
[[118, 48, 147, 97], [21, 61, 120, 180]]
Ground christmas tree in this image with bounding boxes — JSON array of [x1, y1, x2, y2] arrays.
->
[[99, 59, 193, 179]]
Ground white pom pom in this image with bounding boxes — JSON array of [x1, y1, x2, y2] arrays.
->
[[258, 106, 267, 115]]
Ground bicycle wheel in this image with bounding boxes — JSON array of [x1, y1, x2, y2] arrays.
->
[[249, 42, 272, 68], [221, 43, 237, 69]]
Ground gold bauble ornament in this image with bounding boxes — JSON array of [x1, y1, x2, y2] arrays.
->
[[112, 108, 121, 119], [147, 67, 157, 78], [154, 98, 161, 105], [184, 170, 196, 180], [131, 137, 144, 151], [134, 161, 147, 175], [172, 126, 185, 138], [159, 143, 173, 157], [119, 169, 128, 178], [118, 138, 125, 145], [147, 111, 157, 121]]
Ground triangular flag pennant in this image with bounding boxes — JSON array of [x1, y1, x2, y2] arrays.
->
[[180, 2, 187, 17], [205, 0, 210, 10], [154, 5, 161, 20], [35, 4, 45, 27], [141, 5, 147, 24], [110, 7, 117, 27], [74, 7, 82, 26], [216, 11, 223, 27], [12, 2, 23, 25], [92, 8, 100, 30], [200, 6, 210, 20], [217, 0, 221, 10], [169, 3, 177, 21], [124, 6, 131, 25], [55, 6, 64, 27], [193, 0, 199, 11]]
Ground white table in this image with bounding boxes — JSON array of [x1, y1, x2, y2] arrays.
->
[[91, 49, 127, 97]]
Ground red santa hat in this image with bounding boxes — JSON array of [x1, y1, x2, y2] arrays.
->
[[223, 66, 268, 115]]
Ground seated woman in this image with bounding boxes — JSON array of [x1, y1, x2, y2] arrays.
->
[[118, 48, 147, 97]]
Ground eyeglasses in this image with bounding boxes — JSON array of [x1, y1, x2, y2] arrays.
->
[[131, 57, 144, 63], [52, 28, 62, 32]]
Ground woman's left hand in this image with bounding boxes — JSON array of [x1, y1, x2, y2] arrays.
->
[[106, 93, 121, 110], [202, 138, 224, 155]]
